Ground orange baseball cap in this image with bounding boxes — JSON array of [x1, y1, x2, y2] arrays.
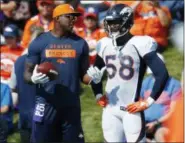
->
[[53, 4, 81, 18]]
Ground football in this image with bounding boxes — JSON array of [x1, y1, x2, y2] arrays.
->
[[37, 62, 58, 81]]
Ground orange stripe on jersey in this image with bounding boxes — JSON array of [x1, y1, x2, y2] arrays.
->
[[45, 49, 76, 58]]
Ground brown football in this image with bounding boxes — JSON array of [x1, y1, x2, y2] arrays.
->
[[37, 62, 58, 81]]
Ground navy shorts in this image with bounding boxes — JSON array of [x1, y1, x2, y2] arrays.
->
[[30, 97, 84, 143]]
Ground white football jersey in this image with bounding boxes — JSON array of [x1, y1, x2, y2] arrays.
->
[[96, 35, 157, 107]]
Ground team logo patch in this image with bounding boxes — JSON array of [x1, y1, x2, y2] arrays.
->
[[57, 59, 66, 64]]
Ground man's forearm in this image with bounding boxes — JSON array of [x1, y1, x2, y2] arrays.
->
[[91, 81, 103, 97]]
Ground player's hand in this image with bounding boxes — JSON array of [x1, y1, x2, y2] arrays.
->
[[126, 97, 154, 113], [31, 65, 49, 84], [96, 94, 108, 107], [87, 66, 106, 84]]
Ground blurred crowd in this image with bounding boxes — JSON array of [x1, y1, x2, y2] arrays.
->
[[0, 0, 184, 142]]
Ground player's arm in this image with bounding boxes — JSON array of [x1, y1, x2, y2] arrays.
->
[[24, 36, 49, 84], [86, 40, 106, 85], [80, 40, 107, 107], [80, 41, 105, 85], [90, 55, 108, 107], [87, 40, 107, 107], [127, 37, 169, 113], [144, 52, 169, 101]]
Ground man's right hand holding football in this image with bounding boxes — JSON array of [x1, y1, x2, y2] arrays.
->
[[31, 65, 49, 84]]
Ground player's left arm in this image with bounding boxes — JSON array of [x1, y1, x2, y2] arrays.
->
[[127, 37, 169, 113], [81, 41, 106, 85], [90, 55, 107, 107], [80, 40, 107, 107]]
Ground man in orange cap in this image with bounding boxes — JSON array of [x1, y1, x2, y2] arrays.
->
[[21, 0, 55, 48], [24, 3, 102, 143]]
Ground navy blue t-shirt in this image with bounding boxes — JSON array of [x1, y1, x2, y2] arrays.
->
[[14, 55, 35, 113], [14, 55, 35, 129], [26, 32, 89, 107]]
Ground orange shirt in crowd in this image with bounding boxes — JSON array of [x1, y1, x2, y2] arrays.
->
[[21, 14, 54, 48], [130, 3, 171, 47], [76, 28, 107, 64], [164, 91, 184, 142], [0, 45, 24, 82]]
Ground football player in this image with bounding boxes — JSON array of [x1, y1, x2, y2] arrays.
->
[[87, 4, 169, 142], [24, 4, 101, 143]]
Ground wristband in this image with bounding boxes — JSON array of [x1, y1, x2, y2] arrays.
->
[[146, 97, 155, 107], [96, 94, 103, 101]]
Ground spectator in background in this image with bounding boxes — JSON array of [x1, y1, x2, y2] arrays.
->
[[21, 0, 55, 48], [0, 0, 20, 33], [8, 30, 42, 143], [76, 7, 107, 65], [9, 50, 36, 143], [140, 53, 181, 142], [0, 82, 13, 142], [130, 0, 171, 53], [159, 0, 184, 26], [160, 0, 184, 53], [1, 24, 24, 85], [0, 0, 36, 32], [1, 24, 24, 108], [164, 70, 184, 142], [80, 0, 110, 29], [73, 6, 85, 30]]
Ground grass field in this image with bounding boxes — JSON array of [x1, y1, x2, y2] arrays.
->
[[8, 44, 183, 142]]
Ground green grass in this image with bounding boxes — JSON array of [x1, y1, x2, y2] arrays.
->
[[8, 45, 183, 142]]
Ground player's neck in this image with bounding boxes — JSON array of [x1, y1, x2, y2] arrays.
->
[[51, 28, 71, 38]]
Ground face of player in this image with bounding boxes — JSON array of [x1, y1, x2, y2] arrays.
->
[[107, 19, 122, 34], [38, 2, 54, 17], [57, 14, 77, 32], [84, 17, 97, 29]]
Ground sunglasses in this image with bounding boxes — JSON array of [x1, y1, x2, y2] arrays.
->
[[63, 14, 77, 21]]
